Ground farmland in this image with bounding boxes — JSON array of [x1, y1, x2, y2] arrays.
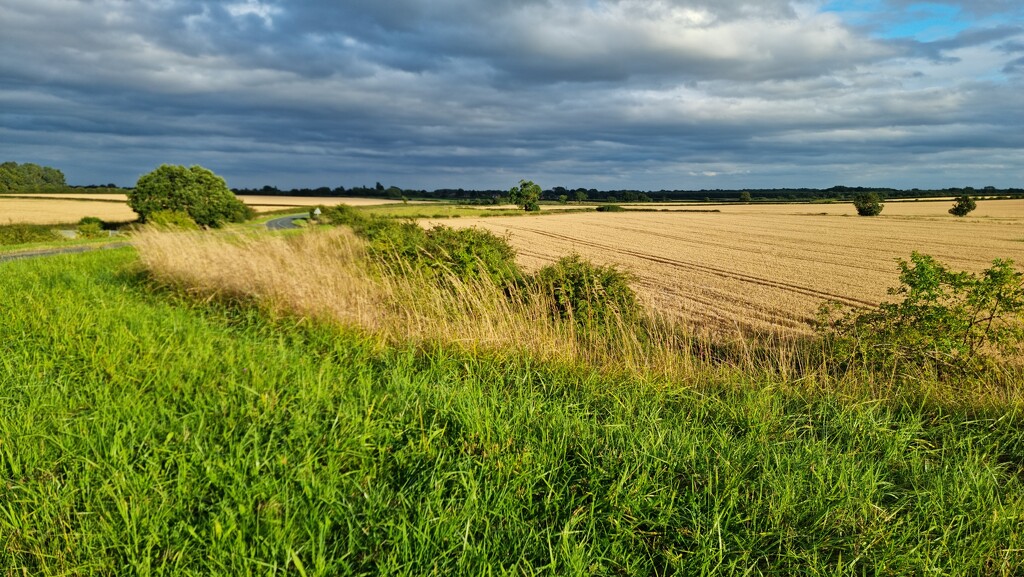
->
[[0, 196, 139, 224], [4, 202, 1024, 574], [0, 194, 413, 224], [425, 199, 1024, 335]]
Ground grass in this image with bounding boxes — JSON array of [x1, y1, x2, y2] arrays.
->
[[0, 221, 130, 255], [2, 241, 1023, 574]]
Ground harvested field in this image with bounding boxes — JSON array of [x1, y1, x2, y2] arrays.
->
[[425, 199, 1024, 336]]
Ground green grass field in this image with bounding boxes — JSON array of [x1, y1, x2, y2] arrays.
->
[[2, 248, 1023, 574]]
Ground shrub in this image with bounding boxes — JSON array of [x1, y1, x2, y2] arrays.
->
[[0, 223, 60, 245], [315, 204, 370, 229], [852, 192, 883, 216], [421, 225, 521, 285], [949, 195, 977, 217], [130, 164, 254, 227], [76, 222, 106, 238], [535, 254, 640, 329], [78, 216, 104, 227], [147, 210, 200, 230], [315, 205, 521, 286], [596, 205, 626, 212], [818, 252, 1024, 375]]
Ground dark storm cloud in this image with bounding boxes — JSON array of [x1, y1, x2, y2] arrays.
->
[[0, 0, 1021, 189]]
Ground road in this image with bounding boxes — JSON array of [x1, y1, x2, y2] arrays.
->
[[265, 214, 307, 230]]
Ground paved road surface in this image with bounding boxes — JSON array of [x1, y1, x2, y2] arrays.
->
[[265, 214, 307, 230]]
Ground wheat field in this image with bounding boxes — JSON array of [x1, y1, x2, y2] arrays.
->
[[0, 195, 414, 223], [0, 197, 139, 224], [426, 199, 1024, 335]]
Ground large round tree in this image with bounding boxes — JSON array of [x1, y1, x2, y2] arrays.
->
[[508, 179, 541, 211], [129, 164, 253, 227]]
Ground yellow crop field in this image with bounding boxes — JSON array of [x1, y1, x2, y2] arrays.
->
[[0, 198, 138, 224], [235, 196, 427, 212], [425, 199, 1024, 336], [0, 195, 416, 223]]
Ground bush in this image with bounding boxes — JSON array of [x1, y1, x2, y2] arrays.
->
[[535, 254, 640, 329], [76, 222, 106, 239], [818, 252, 1024, 376], [421, 225, 522, 285], [0, 223, 60, 245], [315, 204, 370, 229], [147, 210, 200, 230], [852, 192, 883, 216], [315, 205, 521, 286], [78, 216, 104, 227], [949, 195, 977, 217], [129, 164, 254, 227], [596, 205, 626, 212]]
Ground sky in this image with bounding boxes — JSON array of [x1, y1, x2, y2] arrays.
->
[[1, 0, 1022, 190]]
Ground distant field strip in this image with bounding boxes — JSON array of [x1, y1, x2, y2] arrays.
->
[[0, 197, 139, 224], [0, 195, 415, 222], [427, 201, 1024, 335]]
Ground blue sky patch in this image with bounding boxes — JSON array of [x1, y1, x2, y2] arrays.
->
[[822, 0, 971, 41]]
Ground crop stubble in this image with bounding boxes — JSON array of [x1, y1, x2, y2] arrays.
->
[[426, 201, 1024, 335]]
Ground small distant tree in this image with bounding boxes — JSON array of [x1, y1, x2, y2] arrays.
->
[[509, 179, 541, 212], [130, 164, 253, 227], [949, 195, 976, 217], [575, 190, 588, 204], [739, 191, 752, 203], [558, 194, 569, 204], [853, 192, 883, 216]]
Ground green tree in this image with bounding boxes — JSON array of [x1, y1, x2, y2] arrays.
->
[[853, 192, 883, 216], [739, 191, 752, 203], [509, 179, 541, 212], [575, 190, 588, 204], [949, 195, 976, 217], [129, 164, 253, 227], [0, 161, 66, 192]]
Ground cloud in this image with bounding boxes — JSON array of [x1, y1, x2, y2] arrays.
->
[[884, 0, 1024, 17], [0, 0, 1021, 189]]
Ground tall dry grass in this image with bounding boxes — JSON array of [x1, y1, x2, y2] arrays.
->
[[133, 227, 756, 378]]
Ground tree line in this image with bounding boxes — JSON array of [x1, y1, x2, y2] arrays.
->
[[234, 183, 1024, 203], [4, 161, 1021, 203], [0, 162, 67, 193]]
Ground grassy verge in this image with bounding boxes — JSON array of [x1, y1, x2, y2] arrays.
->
[[2, 248, 1023, 574], [0, 222, 131, 254]]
